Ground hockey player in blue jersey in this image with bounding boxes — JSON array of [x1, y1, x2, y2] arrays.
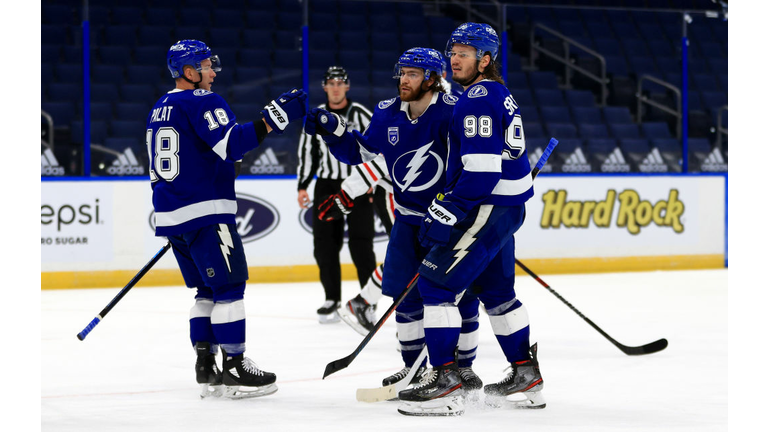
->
[[147, 40, 307, 399], [305, 47, 484, 395], [396, 24, 546, 416]]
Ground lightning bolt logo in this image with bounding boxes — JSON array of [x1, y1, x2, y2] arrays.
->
[[217, 224, 234, 273], [445, 205, 493, 274], [393, 142, 443, 192], [402, 142, 431, 191]]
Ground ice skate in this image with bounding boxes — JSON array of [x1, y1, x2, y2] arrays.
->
[[338, 294, 377, 335], [317, 300, 340, 324], [221, 350, 278, 399], [381, 364, 428, 400], [484, 343, 545, 409], [458, 366, 483, 402], [195, 342, 223, 398], [397, 363, 465, 416]]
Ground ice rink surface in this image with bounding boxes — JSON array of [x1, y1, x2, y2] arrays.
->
[[42, 269, 729, 431]]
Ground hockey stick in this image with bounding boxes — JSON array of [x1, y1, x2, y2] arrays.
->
[[76, 242, 172, 341], [514, 259, 668, 355], [323, 138, 559, 379], [355, 345, 428, 403]]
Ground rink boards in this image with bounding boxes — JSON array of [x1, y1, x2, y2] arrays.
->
[[41, 174, 727, 289]]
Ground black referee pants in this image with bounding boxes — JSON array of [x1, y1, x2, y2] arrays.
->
[[312, 178, 377, 302]]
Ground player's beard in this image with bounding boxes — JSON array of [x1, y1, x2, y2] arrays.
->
[[452, 62, 483, 87], [399, 81, 428, 102]]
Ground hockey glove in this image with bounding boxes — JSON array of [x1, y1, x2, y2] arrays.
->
[[418, 194, 465, 248], [304, 107, 347, 142], [261, 88, 308, 134], [317, 190, 354, 221]]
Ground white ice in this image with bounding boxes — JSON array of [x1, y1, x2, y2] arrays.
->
[[42, 269, 729, 431]]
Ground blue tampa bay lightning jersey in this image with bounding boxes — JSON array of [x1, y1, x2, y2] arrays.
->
[[443, 80, 533, 214], [146, 88, 262, 236], [326, 92, 457, 225]]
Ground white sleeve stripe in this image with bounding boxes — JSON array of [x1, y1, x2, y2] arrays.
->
[[211, 125, 235, 160], [461, 153, 502, 172], [491, 172, 533, 196]]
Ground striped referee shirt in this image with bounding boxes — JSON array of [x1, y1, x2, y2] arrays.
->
[[297, 100, 373, 190]]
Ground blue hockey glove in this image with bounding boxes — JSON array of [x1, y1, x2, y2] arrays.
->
[[304, 107, 347, 142], [261, 88, 308, 134], [418, 194, 465, 248]]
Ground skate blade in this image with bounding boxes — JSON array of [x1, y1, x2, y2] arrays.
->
[[199, 384, 224, 399], [398, 396, 465, 416], [223, 383, 278, 399], [485, 391, 546, 409], [318, 311, 340, 324], [338, 307, 369, 336]]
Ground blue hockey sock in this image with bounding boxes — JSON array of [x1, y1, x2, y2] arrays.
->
[[423, 304, 462, 366], [210, 299, 246, 356]]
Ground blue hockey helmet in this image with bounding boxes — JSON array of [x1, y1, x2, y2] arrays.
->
[[445, 22, 500, 61], [166, 39, 221, 79], [393, 47, 444, 80]]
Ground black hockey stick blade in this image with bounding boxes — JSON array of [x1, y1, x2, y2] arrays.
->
[[618, 337, 668, 355], [323, 274, 419, 379]]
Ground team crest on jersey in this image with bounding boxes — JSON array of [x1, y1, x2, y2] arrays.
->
[[193, 89, 213, 96], [388, 127, 399, 145], [467, 85, 488, 98], [378, 98, 396, 109], [442, 94, 459, 105]]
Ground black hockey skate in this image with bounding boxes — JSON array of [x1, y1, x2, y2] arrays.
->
[[338, 294, 377, 335], [195, 342, 223, 398], [397, 362, 464, 416], [221, 349, 278, 399], [458, 366, 483, 391], [382, 364, 427, 387], [484, 343, 545, 409], [317, 300, 340, 324]]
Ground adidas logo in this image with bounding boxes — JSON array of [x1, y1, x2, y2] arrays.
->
[[41, 148, 65, 176], [561, 147, 591, 172], [638, 148, 668, 173], [700, 147, 728, 172], [600, 147, 631, 173], [249, 148, 285, 174], [107, 148, 145, 175], [527, 147, 553, 173]]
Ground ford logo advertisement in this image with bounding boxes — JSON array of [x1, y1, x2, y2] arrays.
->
[[148, 193, 280, 243], [299, 208, 389, 242]]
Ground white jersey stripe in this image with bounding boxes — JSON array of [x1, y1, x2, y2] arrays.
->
[[154, 199, 237, 227]]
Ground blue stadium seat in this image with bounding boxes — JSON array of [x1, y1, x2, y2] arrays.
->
[[104, 137, 142, 154], [528, 71, 559, 89], [540, 106, 571, 124], [640, 122, 673, 139], [175, 26, 208, 44], [371, 51, 398, 71], [427, 16, 457, 35], [579, 123, 611, 139], [400, 16, 427, 32], [245, 10, 276, 30], [652, 138, 680, 154], [608, 123, 641, 139], [311, 0, 336, 14], [593, 38, 623, 57], [535, 89, 566, 107], [71, 121, 109, 145], [638, 23, 666, 41], [572, 107, 602, 124], [48, 83, 82, 103], [91, 83, 119, 103], [273, 49, 302, 69], [133, 46, 167, 66], [213, 9, 244, 28], [42, 102, 78, 127], [308, 50, 337, 71], [228, 103, 260, 123], [511, 88, 534, 107], [586, 138, 618, 156], [602, 106, 634, 124], [308, 30, 336, 50], [524, 122, 545, 141], [119, 84, 155, 103], [401, 32, 430, 50], [621, 39, 650, 57], [126, 64, 164, 81], [339, 50, 369, 72], [521, 107, 539, 123], [338, 31, 370, 51], [372, 16, 398, 33], [559, 21, 587, 38], [180, 8, 211, 27], [62, 46, 85, 64], [42, 63, 55, 85], [111, 7, 143, 26], [619, 138, 651, 156], [701, 91, 728, 111], [42, 24, 69, 45], [346, 87, 371, 108], [103, 26, 138, 46], [691, 73, 720, 92], [310, 13, 337, 28], [89, 102, 114, 122], [99, 46, 133, 66], [627, 56, 659, 78], [209, 28, 241, 48], [585, 22, 613, 39], [688, 137, 711, 155], [277, 12, 302, 30], [371, 33, 400, 52], [545, 122, 578, 139], [42, 44, 61, 64], [110, 120, 144, 139], [115, 103, 149, 122], [372, 87, 398, 104], [229, 84, 267, 104], [339, 0, 369, 15], [137, 26, 173, 46], [604, 55, 629, 77], [236, 66, 270, 83], [706, 57, 727, 75], [42, 5, 74, 25], [92, 65, 125, 85], [145, 8, 177, 26], [273, 30, 299, 50], [339, 15, 369, 32], [242, 29, 275, 50], [565, 90, 596, 108]]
